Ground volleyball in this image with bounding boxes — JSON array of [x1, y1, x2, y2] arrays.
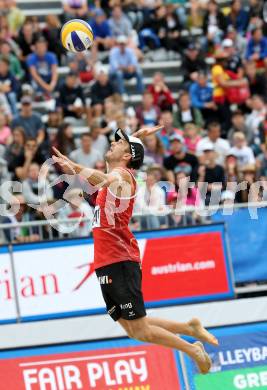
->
[[60, 19, 94, 53]]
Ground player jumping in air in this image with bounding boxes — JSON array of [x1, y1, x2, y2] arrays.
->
[[52, 125, 218, 374]]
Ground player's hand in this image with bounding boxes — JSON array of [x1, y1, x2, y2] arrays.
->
[[52, 147, 76, 173], [132, 125, 163, 140]]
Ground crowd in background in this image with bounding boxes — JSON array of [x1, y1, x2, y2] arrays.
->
[[0, 0, 267, 242]]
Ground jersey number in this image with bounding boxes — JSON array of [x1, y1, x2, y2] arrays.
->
[[92, 205, 100, 228]]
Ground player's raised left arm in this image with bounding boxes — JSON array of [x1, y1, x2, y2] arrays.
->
[[132, 125, 163, 140]]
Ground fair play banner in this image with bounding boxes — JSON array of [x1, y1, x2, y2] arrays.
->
[[0, 341, 183, 390], [183, 322, 267, 390], [9, 223, 233, 321], [0, 246, 17, 323]]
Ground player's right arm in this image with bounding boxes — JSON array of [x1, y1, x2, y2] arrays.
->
[[52, 147, 133, 196]]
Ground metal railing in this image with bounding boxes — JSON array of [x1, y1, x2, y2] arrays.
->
[[1, 201, 267, 244]]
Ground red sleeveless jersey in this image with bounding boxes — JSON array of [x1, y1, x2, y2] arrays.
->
[[92, 168, 140, 269]]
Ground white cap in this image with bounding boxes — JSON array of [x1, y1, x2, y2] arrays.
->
[[117, 35, 127, 44], [222, 38, 234, 48]]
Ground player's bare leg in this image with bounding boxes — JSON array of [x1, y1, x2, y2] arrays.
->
[[146, 316, 218, 346], [118, 318, 212, 374]]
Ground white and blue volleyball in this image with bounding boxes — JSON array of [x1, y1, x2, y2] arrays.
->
[[61, 19, 94, 53]]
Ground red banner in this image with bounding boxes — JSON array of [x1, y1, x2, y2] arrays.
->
[[142, 232, 230, 302], [0, 345, 181, 390]]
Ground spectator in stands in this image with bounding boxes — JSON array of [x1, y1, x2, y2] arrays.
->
[[174, 91, 204, 130], [135, 169, 167, 230], [226, 0, 249, 35], [11, 95, 45, 146], [245, 27, 267, 68], [198, 144, 226, 205], [258, 114, 267, 153], [173, 164, 202, 207], [17, 19, 38, 62], [5, 125, 25, 168], [222, 38, 243, 77], [197, 121, 230, 166], [57, 188, 93, 237], [2, 194, 39, 243], [62, 0, 89, 22], [224, 152, 242, 197], [248, 0, 264, 20], [136, 91, 161, 126], [46, 109, 63, 136], [90, 121, 109, 158], [143, 133, 164, 166], [8, 137, 47, 180], [202, 0, 227, 52], [225, 25, 247, 57], [160, 4, 185, 53], [240, 164, 258, 203], [68, 51, 93, 84], [22, 162, 53, 205], [211, 49, 246, 134], [229, 132, 256, 169], [53, 122, 75, 156], [90, 68, 115, 118], [159, 110, 182, 151], [57, 71, 85, 118], [189, 71, 217, 125], [70, 132, 102, 167], [0, 91, 11, 119], [109, 35, 144, 95], [108, 5, 132, 38], [90, 8, 113, 62], [0, 57, 19, 115], [187, 0, 204, 29], [43, 15, 65, 64], [0, 112, 11, 145], [27, 36, 58, 98], [5, 0, 25, 38], [182, 43, 207, 85], [228, 110, 254, 146], [184, 123, 201, 154], [147, 72, 175, 111], [0, 40, 25, 80], [245, 60, 267, 102], [246, 95, 266, 137], [164, 134, 199, 183]]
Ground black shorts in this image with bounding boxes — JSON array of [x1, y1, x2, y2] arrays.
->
[[95, 261, 146, 321]]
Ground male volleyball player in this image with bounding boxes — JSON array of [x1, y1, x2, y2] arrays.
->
[[52, 125, 218, 374]]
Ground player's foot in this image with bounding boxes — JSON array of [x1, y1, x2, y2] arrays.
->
[[188, 318, 219, 346], [192, 341, 212, 374]]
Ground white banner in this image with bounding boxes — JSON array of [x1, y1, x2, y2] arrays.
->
[[12, 239, 146, 319], [0, 248, 17, 322], [13, 241, 102, 318]]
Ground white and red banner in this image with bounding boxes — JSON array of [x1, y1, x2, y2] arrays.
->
[[0, 247, 17, 322], [0, 225, 233, 321], [0, 344, 182, 389]]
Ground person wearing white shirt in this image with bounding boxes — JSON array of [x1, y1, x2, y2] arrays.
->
[[229, 132, 255, 168], [196, 122, 230, 166], [57, 188, 93, 237], [90, 122, 109, 159], [245, 95, 266, 141], [135, 170, 167, 229], [70, 133, 102, 168]]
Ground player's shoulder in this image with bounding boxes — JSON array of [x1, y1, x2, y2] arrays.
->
[[112, 167, 135, 183]]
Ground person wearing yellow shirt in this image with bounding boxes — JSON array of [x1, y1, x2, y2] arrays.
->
[[5, 0, 25, 38]]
